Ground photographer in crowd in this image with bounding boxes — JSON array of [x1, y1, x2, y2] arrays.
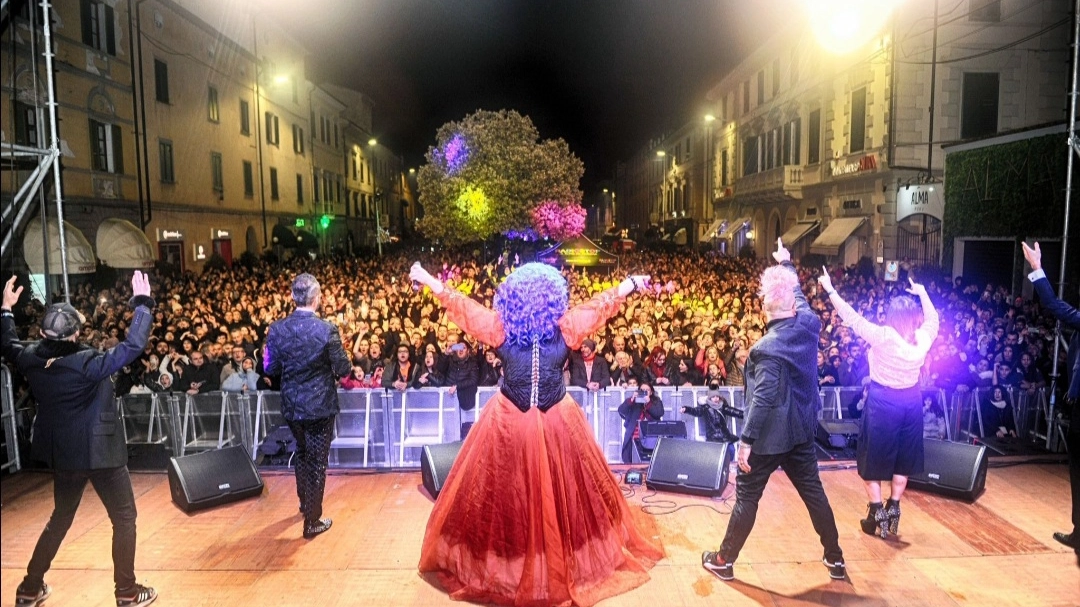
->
[[617, 382, 665, 463]]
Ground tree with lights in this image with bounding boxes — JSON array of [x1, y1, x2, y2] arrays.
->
[[416, 110, 585, 245]]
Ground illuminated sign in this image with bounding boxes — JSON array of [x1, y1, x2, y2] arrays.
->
[[212, 229, 232, 239], [831, 154, 878, 177], [896, 184, 945, 221], [158, 229, 184, 241], [193, 244, 207, 261]]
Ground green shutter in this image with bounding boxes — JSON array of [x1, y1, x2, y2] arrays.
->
[[112, 124, 124, 174], [104, 4, 116, 55], [80, 0, 94, 47]]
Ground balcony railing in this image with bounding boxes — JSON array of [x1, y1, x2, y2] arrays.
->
[[734, 165, 804, 200]]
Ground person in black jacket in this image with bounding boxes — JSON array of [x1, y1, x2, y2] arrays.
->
[[702, 239, 845, 582], [2, 273, 158, 607], [445, 341, 479, 410], [567, 338, 611, 391], [263, 273, 351, 540], [617, 382, 665, 463], [1023, 241, 1080, 566]]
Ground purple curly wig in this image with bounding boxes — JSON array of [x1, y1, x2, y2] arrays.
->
[[494, 262, 569, 347]]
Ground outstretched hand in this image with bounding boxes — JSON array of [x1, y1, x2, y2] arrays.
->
[[409, 262, 444, 295], [772, 238, 790, 263], [906, 277, 927, 298], [1021, 241, 1042, 272], [3, 276, 23, 310], [618, 274, 651, 298], [817, 267, 834, 294], [131, 270, 151, 298]]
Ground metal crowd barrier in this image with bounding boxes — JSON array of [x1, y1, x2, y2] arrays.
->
[[1, 365, 20, 473]]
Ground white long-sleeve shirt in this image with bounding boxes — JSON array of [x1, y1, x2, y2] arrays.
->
[[827, 290, 939, 389]]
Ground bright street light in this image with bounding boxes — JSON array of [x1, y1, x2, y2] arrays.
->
[[656, 150, 666, 157], [368, 138, 378, 146], [803, 1, 899, 55], [704, 114, 716, 123], [273, 74, 290, 85]]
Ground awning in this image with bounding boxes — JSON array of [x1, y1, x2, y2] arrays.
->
[[23, 217, 98, 274], [271, 224, 297, 248], [810, 217, 866, 256], [704, 218, 725, 240], [537, 235, 619, 267], [780, 221, 820, 246], [720, 217, 751, 238], [96, 218, 155, 269], [295, 229, 319, 249]]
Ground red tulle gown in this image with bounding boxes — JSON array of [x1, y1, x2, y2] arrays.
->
[[418, 287, 664, 607]]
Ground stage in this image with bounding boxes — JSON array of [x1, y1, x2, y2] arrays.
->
[[1, 460, 1077, 606]]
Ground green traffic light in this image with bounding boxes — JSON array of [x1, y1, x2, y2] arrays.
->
[[320, 215, 331, 229]]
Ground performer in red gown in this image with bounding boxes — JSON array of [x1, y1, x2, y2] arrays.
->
[[410, 261, 664, 607]]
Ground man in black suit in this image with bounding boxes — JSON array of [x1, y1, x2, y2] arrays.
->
[[1023, 241, 1080, 566], [264, 273, 352, 540], [2, 273, 158, 607], [702, 239, 845, 582], [568, 338, 611, 391]]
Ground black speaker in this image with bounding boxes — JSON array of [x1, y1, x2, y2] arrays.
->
[[421, 441, 463, 499], [816, 419, 860, 449], [638, 420, 687, 451], [908, 439, 988, 502], [167, 446, 264, 513], [645, 437, 731, 498]]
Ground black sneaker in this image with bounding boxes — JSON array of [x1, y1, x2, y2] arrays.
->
[[1053, 532, 1079, 550], [115, 584, 157, 607], [303, 517, 332, 539], [701, 550, 734, 581], [15, 583, 51, 607], [822, 558, 846, 580]]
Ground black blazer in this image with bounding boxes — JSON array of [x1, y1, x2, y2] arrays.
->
[[264, 309, 352, 421], [1032, 275, 1080, 400], [1, 297, 155, 470], [739, 262, 822, 455], [567, 351, 611, 389]]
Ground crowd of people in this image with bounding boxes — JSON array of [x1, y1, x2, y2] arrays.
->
[[3, 246, 1068, 440]]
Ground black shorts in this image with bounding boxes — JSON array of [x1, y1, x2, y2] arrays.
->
[[857, 382, 924, 481]]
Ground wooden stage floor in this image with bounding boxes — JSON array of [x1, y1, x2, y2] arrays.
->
[[2, 461, 1078, 607]]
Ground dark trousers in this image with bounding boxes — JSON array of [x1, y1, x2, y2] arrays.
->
[[1068, 412, 1080, 551], [24, 466, 137, 592], [287, 416, 335, 525], [720, 441, 843, 563]]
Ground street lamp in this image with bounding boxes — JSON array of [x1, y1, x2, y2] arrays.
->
[[368, 138, 378, 146], [803, 1, 899, 55]]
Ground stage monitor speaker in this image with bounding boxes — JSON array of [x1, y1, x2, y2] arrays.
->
[[816, 419, 860, 450], [907, 439, 988, 502], [421, 441, 463, 499], [645, 437, 730, 498], [167, 446, 264, 513]]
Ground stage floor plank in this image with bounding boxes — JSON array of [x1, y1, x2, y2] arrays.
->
[[2, 463, 1078, 606]]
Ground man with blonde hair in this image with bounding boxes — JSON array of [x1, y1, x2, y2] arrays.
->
[[702, 240, 845, 582]]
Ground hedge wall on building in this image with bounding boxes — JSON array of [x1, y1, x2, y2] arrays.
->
[[943, 131, 1078, 292]]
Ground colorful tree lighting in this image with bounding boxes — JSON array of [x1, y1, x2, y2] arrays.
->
[[455, 185, 491, 225]]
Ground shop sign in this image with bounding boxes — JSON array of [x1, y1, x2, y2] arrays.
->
[[896, 184, 945, 221], [831, 154, 878, 177], [193, 243, 208, 262], [212, 228, 232, 239], [158, 228, 184, 241]]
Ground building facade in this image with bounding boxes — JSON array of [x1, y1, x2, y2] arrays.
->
[[700, 0, 1069, 265], [2, 0, 407, 277]]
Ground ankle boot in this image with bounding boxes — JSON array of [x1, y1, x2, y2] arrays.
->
[[885, 499, 901, 535], [860, 502, 888, 539]]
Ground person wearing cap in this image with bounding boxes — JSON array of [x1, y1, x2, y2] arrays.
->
[[444, 340, 479, 410], [1, 273, 158, 607], [568, 338, 611, 391]]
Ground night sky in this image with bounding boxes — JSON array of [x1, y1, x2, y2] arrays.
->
[[266, 0, 789, 191]]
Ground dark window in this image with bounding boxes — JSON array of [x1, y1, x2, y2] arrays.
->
[[969, 0, 1000, 22], [211, 152, 223, 192], [757, 71, 765, 105], [721, 149, 729, 186], [772, 59, 780, 96], [14, 101, 40, 146], [292, 124, 304, 154], [265, 112, 279, 145], [743, 136, 759, 176], [239, 99, 250, 135], [790, 51, 799, 87], [721, 96, 728, 122], [207, 87, 219, 122], [850, 87, 866, 153], [313, 174, 320, 202], [842, 199, 862, 210], [89, 119, 123, 173], [808, 109, 821, 164], [243, 160, 254, 196], [154, 59, 169, 103], [297, 174, 304, 204], [270, 167, 279, 200], [80, 0, 115, 55], [742, 81, 750, 114], [158, 140, 174, 183], [961, 72, 999, 139]]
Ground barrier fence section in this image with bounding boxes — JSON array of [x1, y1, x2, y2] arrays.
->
[[2, 382, 1062, 471], [1, 366, 20, 473]]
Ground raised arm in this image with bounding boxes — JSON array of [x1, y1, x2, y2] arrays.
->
[[411, 262, 506, 348], [818, 267, 889, 348], [559, 275, 647, 350], [907, 279, 939, 340], [771, 239, 811, 315], [1024, 241, 1080, 330], [0, 277, 25, 363], [82, 271, 156, 382]]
